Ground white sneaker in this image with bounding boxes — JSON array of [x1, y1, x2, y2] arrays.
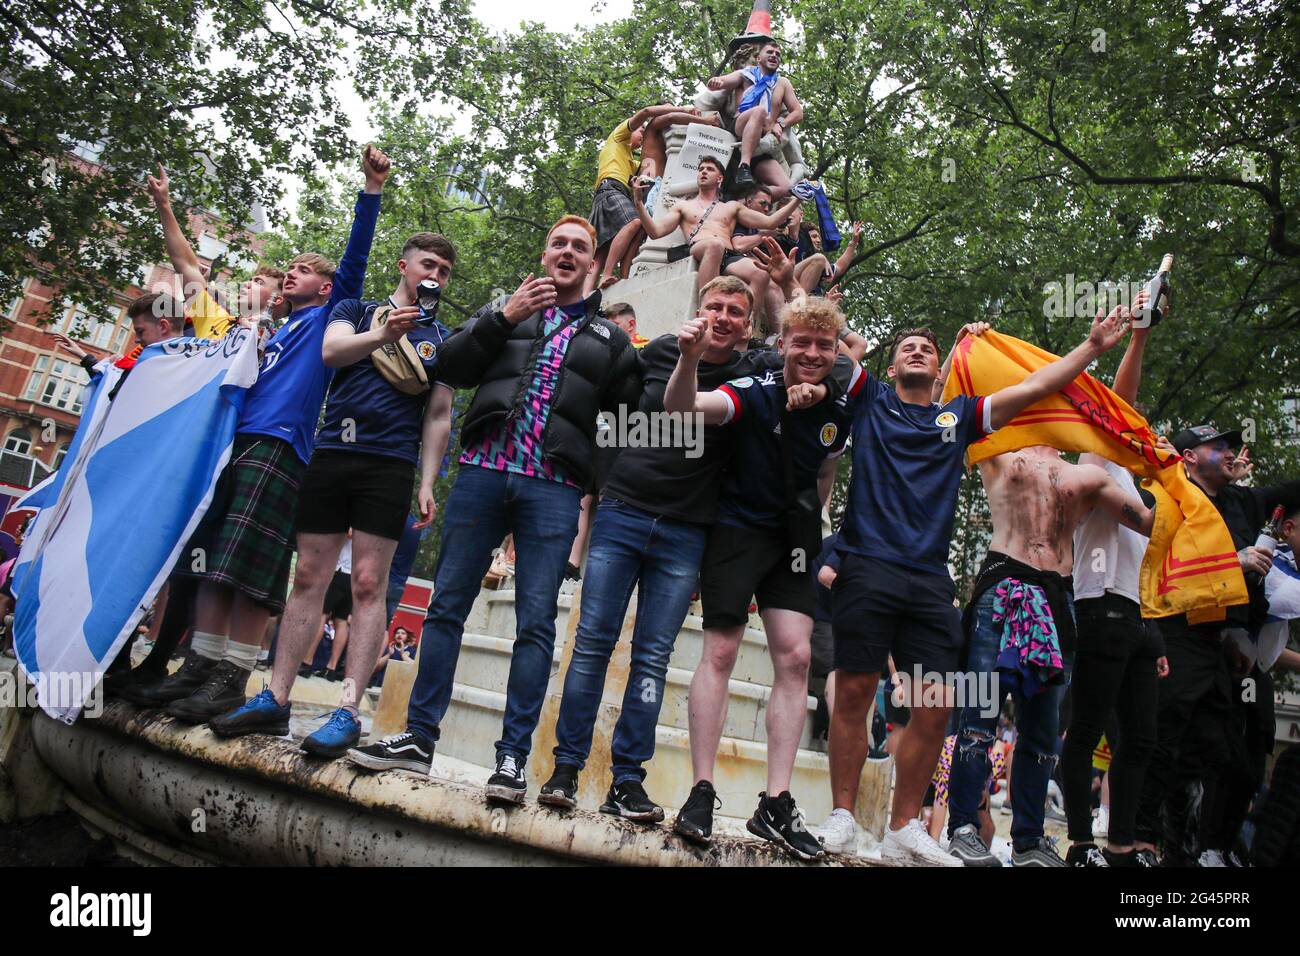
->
[[1198, 849, 1228, 867], [881, 819, 964, 867], [1092, 806, 1110, 838], [816, 809, 858, 854]]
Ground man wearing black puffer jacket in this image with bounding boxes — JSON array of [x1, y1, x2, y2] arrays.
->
[[348, 215, 643, 803]]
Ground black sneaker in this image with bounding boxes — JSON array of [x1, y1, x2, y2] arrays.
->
[[1067, 843, 1109, 867], [733, 162, 756, 190], [674, 780, 720, 846], [600, 779, 665, 823], [102, 665, 165, 700], [538, 764, 579, 810], [166, 660, 250, 723], [325, 668, 343, 682], [297, 663, 315, 679], [1104, 846, 1158, 867], [747, 791, 827, 862], [346, 731, 434, 774], [123, 651, 216, 706], [485, 753, 527, 805]]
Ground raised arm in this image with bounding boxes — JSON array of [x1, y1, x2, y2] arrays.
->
[[327, 145, 391, 309], [630, 104, 697, 129], [1110, 290, 1152, 404], [985, 302, 1132, 431], [736, 195, 800, 231], [663, 317, 731, 423], [146, 165, 207, 304], [632, 187, 684, 240], [936, 323, 990, 402], [828, 222, 863, 285]]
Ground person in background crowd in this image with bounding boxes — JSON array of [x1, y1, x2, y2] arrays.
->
[[1134, 429, 1300, 864]]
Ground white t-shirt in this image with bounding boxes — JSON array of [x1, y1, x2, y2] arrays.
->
[[336, 539, 353, 575], [1072, 454, 1145, 604]]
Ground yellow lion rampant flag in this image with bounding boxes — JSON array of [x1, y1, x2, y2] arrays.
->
[[942, 330, 1246, 622]]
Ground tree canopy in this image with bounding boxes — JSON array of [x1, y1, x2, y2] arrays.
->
[[8, 0, 1298, 581]]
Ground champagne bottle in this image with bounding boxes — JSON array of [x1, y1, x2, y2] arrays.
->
[[1137, 253, 1173, 327], [1254, 505, 1286, 556]]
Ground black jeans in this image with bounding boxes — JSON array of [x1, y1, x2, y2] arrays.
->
[[1061, 594, 1159, 845], [1135, 627, 1234, 846]]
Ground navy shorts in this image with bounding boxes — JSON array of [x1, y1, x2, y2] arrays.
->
[[831, 552, 963, 676]]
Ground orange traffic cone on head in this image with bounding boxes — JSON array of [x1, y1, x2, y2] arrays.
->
[[729, 0, 775, 54]]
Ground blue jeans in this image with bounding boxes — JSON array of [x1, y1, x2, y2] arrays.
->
[[948, 586, 1074, 850], [551, 500, 707, 783], [406, 465, 580, 761], [384, 578, 406, 629]]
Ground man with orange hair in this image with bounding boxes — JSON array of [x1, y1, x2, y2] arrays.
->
[[348, 216, 645, 806]]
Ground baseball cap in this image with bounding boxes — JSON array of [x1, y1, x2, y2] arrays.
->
[[1171, 424, 1243, 454]]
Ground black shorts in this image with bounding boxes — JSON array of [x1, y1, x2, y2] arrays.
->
[[831, 552, 963, 676], [699, 522, 816, 628], [295, 449, 415, 541], [323, 569, 352, 619], [721, 249, 749, 273]]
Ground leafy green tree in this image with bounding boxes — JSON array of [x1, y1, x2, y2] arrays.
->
[[0, 0, 475, 324]]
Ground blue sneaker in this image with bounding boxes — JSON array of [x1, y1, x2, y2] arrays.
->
[[302, 707, 362, 758], [210, 688, 290, 738]]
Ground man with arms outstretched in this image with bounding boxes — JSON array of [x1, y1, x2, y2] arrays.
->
[[817, 305, 1136, 864]]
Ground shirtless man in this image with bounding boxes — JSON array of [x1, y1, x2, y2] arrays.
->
[[942, 317, 1159, 867], [707, 40, 804, 195], [633, 154, 798, 298], [720, 187, 787, 327]]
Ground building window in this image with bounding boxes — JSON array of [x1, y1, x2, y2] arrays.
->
[[21, 355, 49, 401], [53, 443, 69, 470], [63, 302, 124, 349], [3, 429, 33, 456], [23, 356, 87, 413]]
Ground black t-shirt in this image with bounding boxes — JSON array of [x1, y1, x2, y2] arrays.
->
[[600, 336, 781, 525], [1167, 478, 1300, 636]]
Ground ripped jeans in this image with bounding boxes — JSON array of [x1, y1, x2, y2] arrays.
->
[[947, 587, 1073, 851]]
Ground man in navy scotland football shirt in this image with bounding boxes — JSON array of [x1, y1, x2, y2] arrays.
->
[[822, 317, 1135, 864], [663, 296, 851, 861]]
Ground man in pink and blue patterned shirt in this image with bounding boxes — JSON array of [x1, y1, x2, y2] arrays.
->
[[348, 216, 644, 805]]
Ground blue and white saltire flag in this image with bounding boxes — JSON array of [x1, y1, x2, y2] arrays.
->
[[11, 330, 259, 722]]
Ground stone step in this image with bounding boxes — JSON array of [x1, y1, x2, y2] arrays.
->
[[478, 588, 776, 688], [455, 632, 814, 749], [428, 682, 843, 828]]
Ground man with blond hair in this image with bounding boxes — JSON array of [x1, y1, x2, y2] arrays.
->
[[348, 215, 645, 807], [145, 146, 392, 721], [660, 294, 854, 861]]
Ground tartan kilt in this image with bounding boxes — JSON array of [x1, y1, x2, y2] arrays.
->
[[178, 435, 306, 614], [589, 178, 637, 250]]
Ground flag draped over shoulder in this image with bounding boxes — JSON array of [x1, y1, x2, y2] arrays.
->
[[941, 330, 1246, 622], [11, 330, 259, 722]]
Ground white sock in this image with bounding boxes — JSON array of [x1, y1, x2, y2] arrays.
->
[[226, 640, 261, 672], [191, 630, 227, 661]]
